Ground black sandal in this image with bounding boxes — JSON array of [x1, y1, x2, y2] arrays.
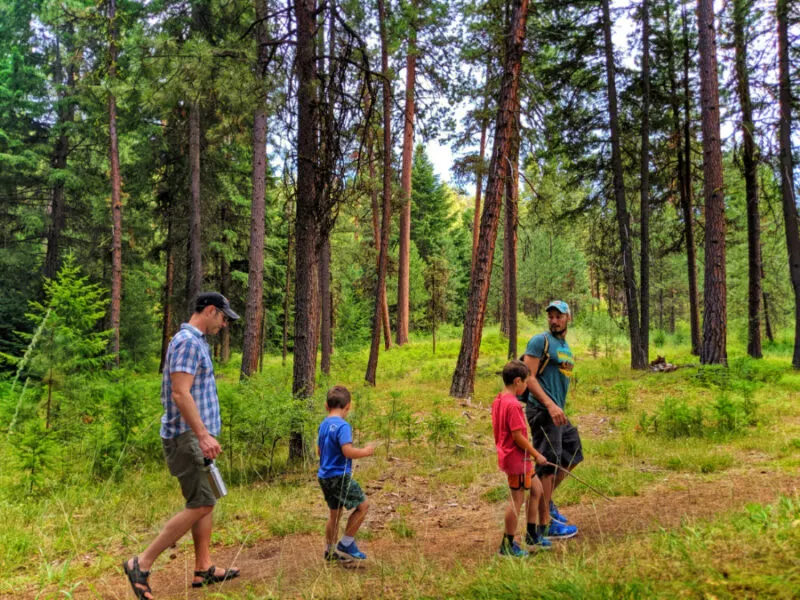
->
[[122, 557, 154, 599], [191, 565, 240, 588]]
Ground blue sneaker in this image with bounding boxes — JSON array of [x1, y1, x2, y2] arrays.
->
[[550, 501, 569, 524], [498, 540, 529, 558], [545, 521, 578, 539], [526, 534, 553, 550], [336, 540, 367, 560]]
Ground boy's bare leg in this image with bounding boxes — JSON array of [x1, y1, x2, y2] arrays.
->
[[505, 489, 525, 535], [326, 508, 345, 547], [343, 500, 369, 537]]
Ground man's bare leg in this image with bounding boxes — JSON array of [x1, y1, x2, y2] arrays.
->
[[126, 506, 213, 598]]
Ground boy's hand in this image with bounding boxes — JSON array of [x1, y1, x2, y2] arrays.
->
[[533, 452, 548, 466], [365, 442, 378, 456]]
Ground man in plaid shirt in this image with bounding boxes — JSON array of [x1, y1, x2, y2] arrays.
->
[[123, 292, 240, 599]]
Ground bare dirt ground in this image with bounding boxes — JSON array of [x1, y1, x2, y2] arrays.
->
[[21, 459, 797, 600]]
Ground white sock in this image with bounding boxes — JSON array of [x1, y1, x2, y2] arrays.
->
[[340, 535, 354, 546]]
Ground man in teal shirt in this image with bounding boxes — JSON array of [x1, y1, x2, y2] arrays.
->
[[522, 300, 582, 539]]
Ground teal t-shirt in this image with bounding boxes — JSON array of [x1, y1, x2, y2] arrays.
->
[[524, 332, 574, 409]]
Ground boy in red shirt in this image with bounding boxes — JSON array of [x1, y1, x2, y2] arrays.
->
[[491, 360, 551, 557]]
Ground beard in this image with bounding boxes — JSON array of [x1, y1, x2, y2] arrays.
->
[[549, 324, 567, 336]]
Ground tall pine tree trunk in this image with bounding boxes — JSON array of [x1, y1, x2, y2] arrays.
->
[[602, 0, 645, 370], [697, 0, 727, 365], [188, 100, 203, 305], [733, 0, 762, 358], [45, 33, 75, 281], [777, 0, 800, 368], [319, 235, 332, 375], [472, 58, 492, 273], [159, 215, 175, 374], [450, 0, 529, 399], [397, 16, 417, 346], [291, 0, 320, 460], [365, 0, 393, 385], [282, 194, 293, 366], [682, 5, 701, 355], [108, 0, 122, 368], [504, 103, 520, 359], [639, 0, 651, 364], [367, 109, 392, 349], [241, 0, 269, 379]]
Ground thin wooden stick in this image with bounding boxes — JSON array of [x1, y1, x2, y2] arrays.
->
[[546, 461, 613, 502]]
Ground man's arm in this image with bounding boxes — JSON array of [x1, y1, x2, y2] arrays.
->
[[523, 355, 567, 426], [171, 371, 222, 459], [511, 429, 547, 465]]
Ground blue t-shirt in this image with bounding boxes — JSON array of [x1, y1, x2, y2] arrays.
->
[[317, 416, 353, 479], [524, 331, 574, 410]]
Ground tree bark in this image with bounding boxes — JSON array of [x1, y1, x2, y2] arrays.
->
[[397, 12, 417, 346], [290, 0, 321, 460], [777, 0, 800, 368], [682, 5, 701, 355], [602, 0, 645, 370], [639, 0, 651, 364], [365, 0, 394, 385], [733, 0, 762, 358], [108, 0, 122, 368], [188, 100, 203, 305], [219, 219, 231, 363], [241, 0, 270, 379], [762, 290, 774, 343], [450, 0, 529, 399], [697, 0, 727, 365]]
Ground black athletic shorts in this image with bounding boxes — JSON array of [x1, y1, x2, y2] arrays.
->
[[525, 404, 584, 477]]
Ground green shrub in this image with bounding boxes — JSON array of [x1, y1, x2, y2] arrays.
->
[[604, 382, 633, 412]]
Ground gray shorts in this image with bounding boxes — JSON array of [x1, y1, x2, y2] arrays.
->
[[526, 405, 584, 477], [162, 431, 216, 508]]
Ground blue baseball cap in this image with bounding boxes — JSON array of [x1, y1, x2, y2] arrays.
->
[[545, 300, 570, 315]]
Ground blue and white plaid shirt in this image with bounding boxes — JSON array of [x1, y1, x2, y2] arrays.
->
[[160, 323, 221, 439]]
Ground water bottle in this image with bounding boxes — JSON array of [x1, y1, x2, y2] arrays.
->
[[204, 458, 228, 499]]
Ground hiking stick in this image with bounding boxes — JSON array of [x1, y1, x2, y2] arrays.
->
[[545, 461, 612, 502]]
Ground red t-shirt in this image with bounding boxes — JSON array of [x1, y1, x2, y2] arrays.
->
[[491, 391, 530, 475]]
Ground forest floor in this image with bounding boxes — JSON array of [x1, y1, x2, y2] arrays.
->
[[5, 326, 800, 599]]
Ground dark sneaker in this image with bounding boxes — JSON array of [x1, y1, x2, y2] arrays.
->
[[545, 521, 578, 539], [498, 540, 529, 558], [336, 540, 367, 560], [550, 501, 569, 524], [525, 533, 553, 550], [324, 549, 352, 563]]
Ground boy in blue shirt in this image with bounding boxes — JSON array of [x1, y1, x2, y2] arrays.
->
[[318, 385, 376, 562]]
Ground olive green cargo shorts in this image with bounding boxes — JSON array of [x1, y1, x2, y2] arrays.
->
[[162, 431, 216, 508]]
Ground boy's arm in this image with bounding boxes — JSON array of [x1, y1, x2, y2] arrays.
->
[[523, 355, 567, 426], [341, 442, 376, 460], [511, 429, 547, 465]]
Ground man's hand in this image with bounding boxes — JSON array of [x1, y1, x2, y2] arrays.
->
[[199, 433, 222, 460], [548, 404, 567, 426]]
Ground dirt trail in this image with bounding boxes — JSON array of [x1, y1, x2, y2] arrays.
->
[[24, 463, 796, 600]]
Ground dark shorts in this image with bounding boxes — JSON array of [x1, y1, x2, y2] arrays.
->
[[526, 405, 584, 477], [162, 431, 216, 509], [318, 473, 366, 511]]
